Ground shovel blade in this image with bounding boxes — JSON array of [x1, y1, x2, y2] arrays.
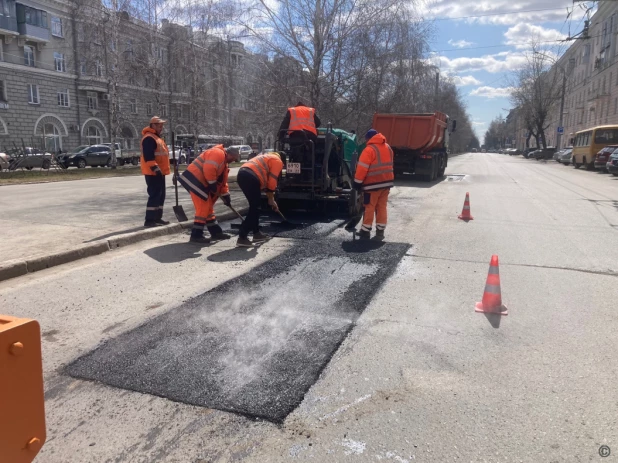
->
[[173, 205, 188, 222]]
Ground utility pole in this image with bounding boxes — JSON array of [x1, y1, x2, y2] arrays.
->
[[434, 72, 439, 108], [557, 70, 567, 150]]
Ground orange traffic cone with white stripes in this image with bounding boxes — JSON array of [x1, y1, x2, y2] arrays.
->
[[475, 255, 508, 315], [458, 192, 473, 221]]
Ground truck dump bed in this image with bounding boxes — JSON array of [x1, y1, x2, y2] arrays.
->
[[372, 112, 448, 152]]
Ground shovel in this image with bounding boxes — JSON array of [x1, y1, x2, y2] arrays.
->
[[171, 132, 188, 222], [274, 209, 301, 229]]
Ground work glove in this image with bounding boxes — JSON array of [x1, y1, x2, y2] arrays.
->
[[268, 198, 279, 212], [352, 181, 363, 191], [152, 166, 163, 176], [206, 183, 218, 194], [221, 194, 232, 207]]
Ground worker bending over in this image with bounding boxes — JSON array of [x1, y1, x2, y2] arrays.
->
[[236, 152, 284, 248], [353, 129, 395, 240], [179, 145, 240, 244]]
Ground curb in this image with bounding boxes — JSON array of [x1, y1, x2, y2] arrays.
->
[[0, 207, 247, 283]]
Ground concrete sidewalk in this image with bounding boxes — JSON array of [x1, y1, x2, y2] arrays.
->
[[0, 167, 245, 270]]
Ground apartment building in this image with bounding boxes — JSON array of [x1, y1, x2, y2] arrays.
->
[[0, 0, 268, 153], [513, 1, 618, 150]]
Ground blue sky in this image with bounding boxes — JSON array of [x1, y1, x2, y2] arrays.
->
[[423, 0, 592, 141]]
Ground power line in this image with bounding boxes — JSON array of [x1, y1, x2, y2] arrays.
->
[[429, 7, 570, 22]]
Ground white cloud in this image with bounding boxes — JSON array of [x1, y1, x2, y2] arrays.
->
[[451, 75, 482, 86], [438, 51, 527, 74], [421, 0, 578, 26], [447, 39, 474, 48], [504, 23, 567, 49], [472, 121, 486, 126], [470, 86, 514, 99]]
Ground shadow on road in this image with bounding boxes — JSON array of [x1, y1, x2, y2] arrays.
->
[[144, 242, 205, 263], [483, 312, 503, 329], [341, 239, 386, 253], [395, 175, 445, 189], [207, 246, 259, 262]]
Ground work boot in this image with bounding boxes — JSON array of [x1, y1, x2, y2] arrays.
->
[[236, 236, 253, 248], [210, 232, 232, 241], [144, 221, 162, 228], [252, 231, 270, 243], [189, 235, 211, 244], [357, 229, 371, 240], [373, 229, 385, 241], [155, 219, 170, 225]]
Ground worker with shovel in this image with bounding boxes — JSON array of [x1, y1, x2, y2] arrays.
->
[[236, 152, 284, 248], [178, 145, 240, 244], [140, 116, 171, 227], [353, 129, 395, 241]]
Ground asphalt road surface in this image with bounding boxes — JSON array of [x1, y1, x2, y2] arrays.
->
[[1, 153, 616, 462], [0, 167, 242, 262]]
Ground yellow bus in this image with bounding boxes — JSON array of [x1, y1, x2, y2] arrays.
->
[[572, 125, 618, 169]]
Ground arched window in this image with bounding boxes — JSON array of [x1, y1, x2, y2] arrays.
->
[[87, 126, 101, 145], [121, 126, 134, 149], [43, 123, 61, 153]]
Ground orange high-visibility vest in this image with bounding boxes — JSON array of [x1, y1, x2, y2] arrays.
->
[[183, 144, 229, 195], [288, 106, 317, 135], [354, 134, 394, 191], [241, 154, 284, 191], [140, 128, 170, 175]]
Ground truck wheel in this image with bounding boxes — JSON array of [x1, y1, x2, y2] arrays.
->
[[117, 158, 125, 166], [131, 157, 139, 166], [437, 156, 446, 177], [348, 189, 362, 217]]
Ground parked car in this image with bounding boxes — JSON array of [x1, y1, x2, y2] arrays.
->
[[523, 148, 537, 159], [594, 145, 617, 171], [63, 145, 113, 168], [8, 147, 53, 170], [558, 148, 573, 165], [167, 145, 186, 164], [533, 147, 556, 160], [228, 145, 253, 161], [0, 152, 10, 171], [607, 149, 618, 176]]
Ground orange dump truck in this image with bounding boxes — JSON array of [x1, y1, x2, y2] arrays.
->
[[372, 112, 456, 181]]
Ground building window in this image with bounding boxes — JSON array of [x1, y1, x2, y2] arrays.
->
[[95, 60, 103, 77], [43, 123, 61, 153], [1, 0, 16, 17], [86, 126, 101, 145], [57, 89, 69, 107], [54, 52, 65, 72], [146, 103, 152, 115], [27, 84, 39, 104], [0, 80, 6, 102], [129, 98, 137, 114], [87, 91, 97, 110], [24, 45, 34, 66], [160, 103, 167, 117], [80, 60, 86, 75], [51, 16, 62, 37], [17, 5, 48, 28]]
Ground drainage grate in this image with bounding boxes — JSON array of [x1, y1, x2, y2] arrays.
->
[[446, 174, 467, 182]]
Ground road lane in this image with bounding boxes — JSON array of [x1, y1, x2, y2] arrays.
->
[[1, 153, 616, 462]]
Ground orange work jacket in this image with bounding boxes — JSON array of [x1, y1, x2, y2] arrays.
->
[[354, 133, 394, 191], [288, 106, 317, 135], [240, 154, 284, 192], [140, 128, 170, 175]]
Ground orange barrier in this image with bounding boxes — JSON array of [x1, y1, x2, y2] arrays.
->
[[458, 192, 474, 221], [475, 255, 508, 315], [0, 315, 46, 462]]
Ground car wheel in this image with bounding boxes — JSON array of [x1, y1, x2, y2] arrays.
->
[[613, 173, 618, 177], [574, 162, 581, 169], [131, 157, 139, 166], [77, 158, 86, 169], [42, 159, 51, 170], [25, 166, 33, 170]]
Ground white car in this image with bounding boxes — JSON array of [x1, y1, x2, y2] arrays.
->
[[167, 145, 186, 164], [0, 152, 10, 171], [228, 145, 253, 161]]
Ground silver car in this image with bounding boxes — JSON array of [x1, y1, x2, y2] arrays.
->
[[558, 148, 573, 165]]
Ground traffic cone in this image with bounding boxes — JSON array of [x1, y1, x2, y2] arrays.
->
[[475, 255, 508, 315], [458, 192, 473, 220]]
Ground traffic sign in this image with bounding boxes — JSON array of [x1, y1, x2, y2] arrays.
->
[[557, 127, 564, 134]]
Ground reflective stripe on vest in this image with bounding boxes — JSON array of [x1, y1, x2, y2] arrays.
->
[[288, 107, 317, 135], [365, 145, 394, 177]]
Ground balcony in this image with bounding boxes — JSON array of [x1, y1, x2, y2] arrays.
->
[[17, 22, 48, 42], [0, 15, 19, 35]]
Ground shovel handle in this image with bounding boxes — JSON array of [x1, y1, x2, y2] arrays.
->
[[228, 204, 244, 221]]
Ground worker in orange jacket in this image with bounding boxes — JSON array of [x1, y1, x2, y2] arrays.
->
[[140, 116, 171, 227], [353, 129, 394, 240], [278, 101, 321, 143], [236, 152, 284, 248], [178, 145, 240, 244]]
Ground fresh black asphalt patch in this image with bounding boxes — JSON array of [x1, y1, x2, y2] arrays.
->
[[227, 213, 346, 240], [66, 239, 409, 423]]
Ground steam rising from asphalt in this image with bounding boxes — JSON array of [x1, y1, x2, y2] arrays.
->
[[200, 257, 379, 388]]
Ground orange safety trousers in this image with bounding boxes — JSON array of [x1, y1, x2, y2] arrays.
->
[[361, 189, 389, 232], [190, 192, 218, 232]]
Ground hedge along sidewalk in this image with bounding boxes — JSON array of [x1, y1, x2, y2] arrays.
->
[[0, 207, 248, 283]]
